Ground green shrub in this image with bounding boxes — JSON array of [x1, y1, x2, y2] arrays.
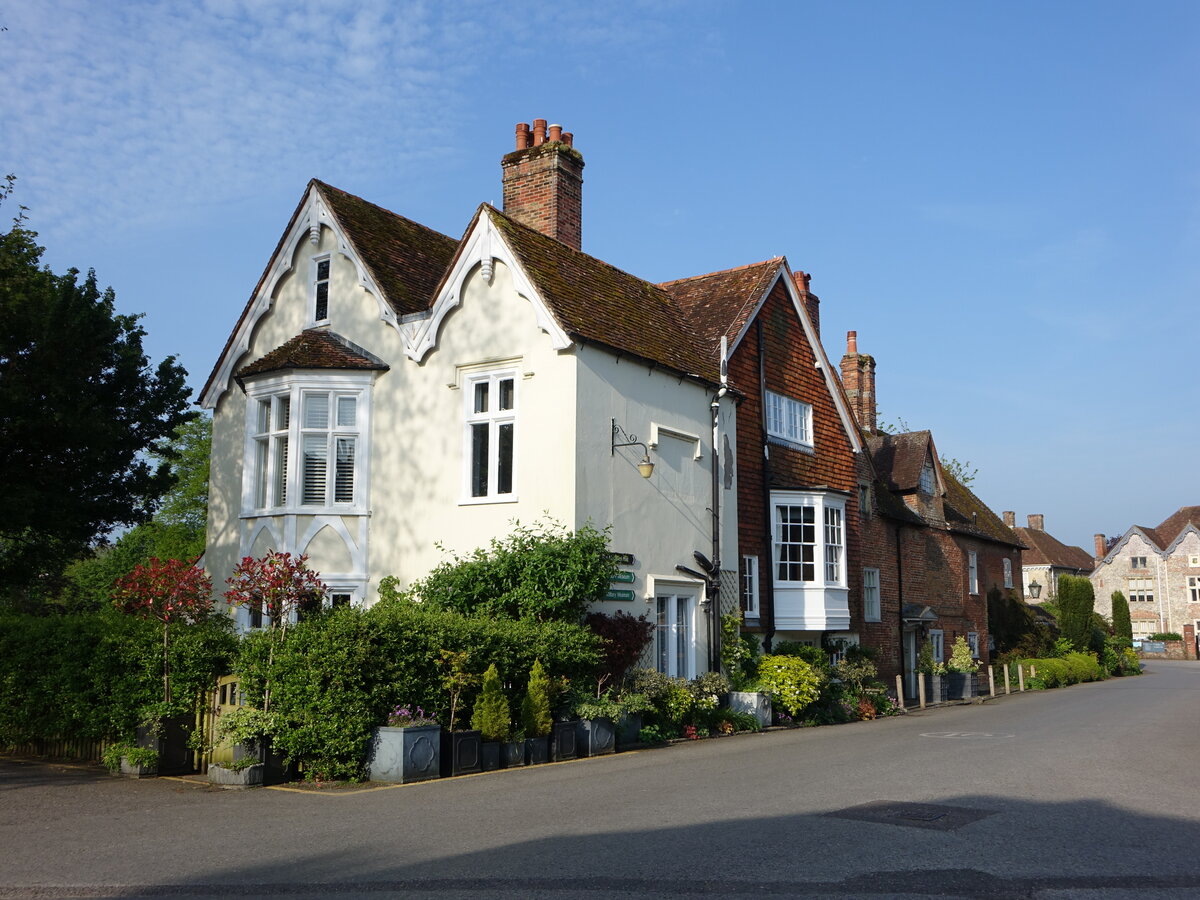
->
[[946, 636, 979, 673], [1057, 575, 1096, 652], [1148, 632, 1183, 641], [471, 664, 510, 742], [757, 655, 821, 715], [520, 659, 553, 739], [408, 520, 617, 622], [1110, 591, 1132, 643]]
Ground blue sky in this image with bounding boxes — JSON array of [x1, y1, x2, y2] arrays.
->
[[3, 0, 1198, 552]]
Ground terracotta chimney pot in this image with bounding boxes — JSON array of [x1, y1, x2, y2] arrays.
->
[[548, 123, 562, 142], [533, 118, 547, 145], [515, 123, 530, 150], [847, 331, 858, 354]]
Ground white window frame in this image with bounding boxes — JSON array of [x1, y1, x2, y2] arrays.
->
[[1188, 555, 1200, 568], [1189, 576, 1200, 603], [968, 551, 979, 595], [764, 389, 813, 450], [1003, 558, 1013, 589], [772, 492, 846, 587], [929, 629, 945, 663], [462, 368, 517, 504], [863, 567, 881, 622], [311, 254, 331, 325], [241, 371, 373, 516], [654, 588, 697, 679], [967, 631, 980, 659], [741, 555, 759, 619]]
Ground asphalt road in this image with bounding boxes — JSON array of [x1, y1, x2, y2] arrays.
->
[[2, 660, 1198, 899]]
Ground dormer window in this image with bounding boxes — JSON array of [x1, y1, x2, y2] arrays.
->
[[314, 257, 330, 323], [919, 459, 936, 495]]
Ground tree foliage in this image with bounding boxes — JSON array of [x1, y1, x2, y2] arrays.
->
[[1056, 574, 1096, 652], [1110, 590, 1132, 644], [0, 177, 193, 605], [410, 520, 618, 621], [584, 610, 655, 694]]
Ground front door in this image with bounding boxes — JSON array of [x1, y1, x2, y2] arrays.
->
[[655, 589, 697, 679]]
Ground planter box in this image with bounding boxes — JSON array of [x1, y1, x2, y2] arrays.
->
[[119, 758, 157, 778], [366, 725, 441, 784], [234, 737, 295, 786], [550, 721, 577, 761], [136, 714, 194, 776], [480, 741, 501, 772], [501, 740, 526, 768], [440, 729, 482, 777], [575, 717, 615, 757], [207, 763, 264, 789], [922, 674, 945, 703], [524, 736, 550, 765], [727, 691, 772, 728], [615, 713, 642, 750], [945, 672, 975, 700]]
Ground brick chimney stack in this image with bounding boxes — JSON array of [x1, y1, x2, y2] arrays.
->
[[1094, 533, 1108, 559], [502, 119, 584, 250], [1028, 514, 1045, 531], [1003, 511, 1015, 527], [793, 271, 820, 338], [839, 330, 877, 434]]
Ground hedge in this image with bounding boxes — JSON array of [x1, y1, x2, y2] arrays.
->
[[1023, 651, 1104, 689], [0, 610, 237, 746], [235, 597, 602, 780]]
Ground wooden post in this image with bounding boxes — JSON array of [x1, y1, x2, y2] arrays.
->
[[918, 675, 927, 709], [895, 675, 905, 710], [987, 665, 996, 697], [1003, 663, 1011, 695], [1017, 664, 1026, 692]]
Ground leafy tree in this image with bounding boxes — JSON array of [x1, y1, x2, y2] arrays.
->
[[1056, 574, 1096, 652], [1110, 590, 1132, 644], [0, 177, 192, 606], [53, 415, 212, 612], [112, 558, 213, 707], [584, 610, 655, 694]]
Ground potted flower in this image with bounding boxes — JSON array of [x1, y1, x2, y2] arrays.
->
[[367, 704, 441, 784], [470, 663, 509, 772], [438, 650, 481, 777], [945, 636, 979, 700], [102, 742, 158, 779], [917, 639, 946, 702], [521, 659, 552, 764], [573, 691, 620, 757]]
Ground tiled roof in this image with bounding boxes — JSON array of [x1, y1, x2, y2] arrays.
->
[[237, 329, 388, 379], [1014, 527, 1094, 571], [486, 206, 718, 382], [941, 473, 1024, 547], [865, 431, 933, 493], [316, 181, 459, 317], [1145, 506, 1200, 550], [660, 259, 784, 354]]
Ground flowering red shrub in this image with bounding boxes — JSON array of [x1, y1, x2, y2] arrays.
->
[[113, 557, 213, 626], [223, 551, 326, 627]]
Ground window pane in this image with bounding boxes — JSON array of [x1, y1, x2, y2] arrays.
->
[[315, 282, 328, 320], [331, 593, 351, 607], [334, 438, 355, 502], [498, 378, 514, 411], [824, 507, 843, 582], [302, 435, 327, 504], [257, 399, 270, 434], [304, 393, 329, 429], [471, 423, 489, 497], [656, 597, 668, 674], [336, 396, 356, 427], [473, 382, 489, 414], [316, 259, 330, 280], [677, 596, 689, 677], [254, 439, 268, 508], [272, 436, 288, 506], [497, 423, 513, 494], [276, 396, 290, 429]]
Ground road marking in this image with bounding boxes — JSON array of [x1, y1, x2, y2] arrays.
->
[[920, 731, 1014, 739]]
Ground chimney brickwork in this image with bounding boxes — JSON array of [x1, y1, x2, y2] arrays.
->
[[1095, 533, 1108, 559], [839, 330, 877, 434], [1028, 513, 1045, 531], [792, 271, 820, 338], [1003, 511, 1015, 527], [502, 119, 584, 250]]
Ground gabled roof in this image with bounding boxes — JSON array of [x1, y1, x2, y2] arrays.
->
[[1014, 527, 1094, 571], [1147, 506, 1200, 550], [866, 431, 938, 494], [236, 329, 388, 381], [660, 258, 784, 354], [486, 206, 716, 381], [316, 181, 459, 318]]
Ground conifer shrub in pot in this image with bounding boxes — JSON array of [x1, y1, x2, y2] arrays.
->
[[945, 636, 979, 699], [471, 663, 509, 772], [521, 659, 552, 764]]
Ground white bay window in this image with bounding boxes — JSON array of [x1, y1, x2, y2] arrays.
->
[[771, 491, 849, 631], [242, 372, 373, 515]]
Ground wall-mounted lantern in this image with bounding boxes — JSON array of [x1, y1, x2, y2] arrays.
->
[[611, 419, 654, 478]]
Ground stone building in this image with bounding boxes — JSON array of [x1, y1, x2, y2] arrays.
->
[[1005, 513, 1093, 603]]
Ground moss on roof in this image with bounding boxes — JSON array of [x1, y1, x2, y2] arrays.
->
[[237, 329, 388, 380]]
